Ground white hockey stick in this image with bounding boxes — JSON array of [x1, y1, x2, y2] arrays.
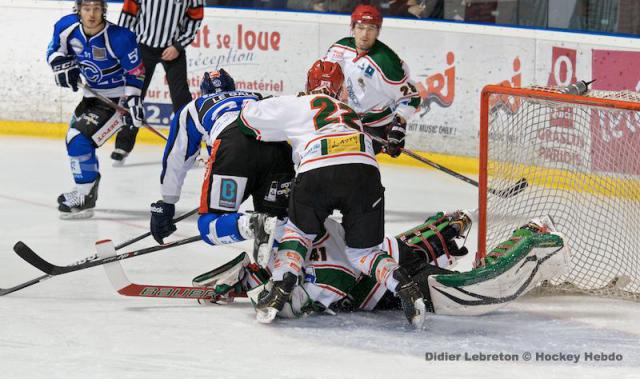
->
[[96, 240, 233, 300]]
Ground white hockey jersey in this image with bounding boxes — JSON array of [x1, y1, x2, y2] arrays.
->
[[323, 37, 421, 127], [238, 92, 378, 174]]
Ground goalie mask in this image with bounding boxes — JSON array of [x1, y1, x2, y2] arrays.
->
[[74, 0, 107, 18], [200, 69, 236, 95], [306, 60, 344, 98]]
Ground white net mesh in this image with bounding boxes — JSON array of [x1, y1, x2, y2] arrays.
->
[[481, 85, 640, 301]]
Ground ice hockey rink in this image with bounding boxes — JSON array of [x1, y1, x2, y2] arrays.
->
[[0, 136, 638, 378]]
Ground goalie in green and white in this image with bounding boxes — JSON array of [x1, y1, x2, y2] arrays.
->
[[193, 211, 568, 318]]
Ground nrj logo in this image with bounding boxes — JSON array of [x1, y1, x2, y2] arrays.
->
[[416, 52, 455, 116], [488, 57, 522, 115]]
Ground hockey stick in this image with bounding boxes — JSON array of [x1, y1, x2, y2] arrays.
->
[[13, 235, 201, 276], [368, 134, 528, 198], [1, 208, 198, 296], [96, 240, 245, 301], [77, 82, 168, 141]]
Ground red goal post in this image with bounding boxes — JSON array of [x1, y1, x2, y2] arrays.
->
[[478, 84, 640, 300]]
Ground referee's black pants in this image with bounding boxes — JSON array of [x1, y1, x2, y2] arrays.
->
[[114, 44, 193, 154]]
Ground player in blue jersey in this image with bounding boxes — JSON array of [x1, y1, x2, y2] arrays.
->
[[47, 0, 145, 219], [150, 70, 294, 256]]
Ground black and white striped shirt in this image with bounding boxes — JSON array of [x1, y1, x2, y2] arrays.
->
[[118, 0, 204, 50]]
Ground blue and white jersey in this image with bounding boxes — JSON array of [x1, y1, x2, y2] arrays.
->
[[47, 14, 144, 98], [160, 91, 264, 204]]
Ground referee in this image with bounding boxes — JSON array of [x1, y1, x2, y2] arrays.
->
[[113, 0, 204, 164]]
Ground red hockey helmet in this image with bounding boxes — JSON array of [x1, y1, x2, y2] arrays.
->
[[306, 60, 344, 97], [351, 5, 383, 29]]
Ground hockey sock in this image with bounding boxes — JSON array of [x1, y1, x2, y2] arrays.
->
[[198, 213, 250, 245], [67, 132, 99, 184]]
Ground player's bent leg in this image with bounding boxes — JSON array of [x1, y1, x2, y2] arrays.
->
[[255, 221, 314, 323], [112, 120, 139, 166], [59, 130, 100, 219], [347, 246, 427, 328], [422, 218, 568, 316]]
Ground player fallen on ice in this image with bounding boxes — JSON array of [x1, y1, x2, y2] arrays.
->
[[194, 212, 568, 320], [323, 4, 421, 159], [47, 0, 145, 219], [150, 69, 295, 260], [234, 60, 427, 328]]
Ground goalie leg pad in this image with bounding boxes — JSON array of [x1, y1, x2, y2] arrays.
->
[[192, 252, 251, 295], [425, 225, 568, 316]]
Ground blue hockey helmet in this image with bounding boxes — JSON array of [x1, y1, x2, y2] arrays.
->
[[200, 69, 236, 95], [74, 0, 107, 18]]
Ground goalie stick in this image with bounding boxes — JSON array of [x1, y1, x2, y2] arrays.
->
[[368, 134, 528, 198], [96, 240, 245, 301], [1, 208, 198, 295]]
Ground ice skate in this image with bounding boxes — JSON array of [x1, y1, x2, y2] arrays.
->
[[58, 175, 100, 220], [248, 213, 277, 265], [393, 268, 427, 329], [255, 272, 297, 324], [111, 149, 128, 167]]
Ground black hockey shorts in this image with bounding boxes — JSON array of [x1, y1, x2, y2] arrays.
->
[[71, 97, 125, 147], [288, 164, 385, 249], [199, 125, 294, 218]]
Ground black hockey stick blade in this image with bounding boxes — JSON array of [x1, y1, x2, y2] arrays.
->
[[488, 177, 528, 198], [0, 274, 52, 296], [13, 242, 58, 275]]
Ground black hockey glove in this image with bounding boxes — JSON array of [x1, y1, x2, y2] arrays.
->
[[51, 56, 80, 92], [150, 200, 177, 244], [126, 95, 145, 129], [385, 116, 407, 158]]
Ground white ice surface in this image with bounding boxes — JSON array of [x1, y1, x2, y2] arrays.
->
[[0, 136, 638, 378]]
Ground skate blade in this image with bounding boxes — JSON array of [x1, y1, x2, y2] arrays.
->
[[59, 209, 95, 220], [256, 307, 278, 324], [112, 160, 126, 167], [410, 299, 428, 329]]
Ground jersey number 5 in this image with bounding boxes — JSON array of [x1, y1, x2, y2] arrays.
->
[[310, 97, 360, 130]]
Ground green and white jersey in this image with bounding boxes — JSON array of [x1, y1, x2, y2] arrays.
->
[[238, 92, 377, 174], [324, 37, 421, 127], [299, 217, 400, 309]]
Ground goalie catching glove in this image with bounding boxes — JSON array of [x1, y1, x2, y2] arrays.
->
[[396, 210, 472, 273], [51, 56, 80, 92]]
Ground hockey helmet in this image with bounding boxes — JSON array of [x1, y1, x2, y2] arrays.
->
[[306, 60, 344, 98], [74, 0, 108, 17], [351, 5, 383, 29], [200, 69, 236, 95]]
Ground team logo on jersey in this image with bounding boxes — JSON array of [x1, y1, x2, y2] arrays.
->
[[70, 38, 84, 55], [364, 65, 375, 78], [92, 46, 107, 61], [358, 78, 366, 91], [80, 60, 103, 82]]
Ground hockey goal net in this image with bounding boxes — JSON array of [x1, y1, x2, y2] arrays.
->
[[478, 84, 640, 301]]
